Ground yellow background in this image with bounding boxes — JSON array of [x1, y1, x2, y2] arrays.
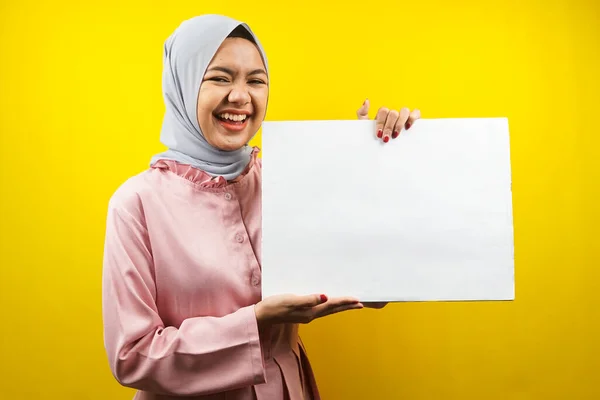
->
[[1, 0, 598, 398]]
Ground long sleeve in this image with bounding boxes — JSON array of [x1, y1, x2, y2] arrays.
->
[[101, 199, 267, 396]]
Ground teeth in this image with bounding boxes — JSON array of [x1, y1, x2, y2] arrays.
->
[[219, 113, 247, 122]]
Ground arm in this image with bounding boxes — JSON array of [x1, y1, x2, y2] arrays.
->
[[101, 199, 266, 396]]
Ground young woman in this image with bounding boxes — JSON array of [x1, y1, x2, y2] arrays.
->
[[102, 14, 420, 400]]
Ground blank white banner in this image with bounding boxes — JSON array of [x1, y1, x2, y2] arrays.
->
[[261, 118, 514, 302]]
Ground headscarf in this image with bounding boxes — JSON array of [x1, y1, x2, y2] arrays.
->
[[150, 14, 269, 180]]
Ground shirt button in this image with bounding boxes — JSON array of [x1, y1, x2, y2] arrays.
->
[[224, 192, 232, 200], [235, 234, 244, 243]]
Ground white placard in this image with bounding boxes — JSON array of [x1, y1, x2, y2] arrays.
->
[[261, 118, 514, 302]]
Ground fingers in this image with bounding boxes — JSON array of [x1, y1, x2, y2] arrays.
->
[[294, 293, 328, 308], [287, 293, 354, 311], [312, 296, 361, 315], [406, 109, 421, 130], [374, 106, 422, 142], [392, 107, 411, 139], [356, 99, 370, 120], [375, 107, 389, 140], [381, 109, 399, 143], [323, 296, 362, 307], [286, 296, 363, 324]]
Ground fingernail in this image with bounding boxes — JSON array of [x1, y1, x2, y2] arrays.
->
[[383, 136, 389, 143], [377, 129, 383, 138], [406, 122, 411, 130], [320, 294, 328, 303], [392, 130, 399, 139]]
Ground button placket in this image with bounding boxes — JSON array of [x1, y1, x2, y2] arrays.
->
[[224, 188, 262, 291]]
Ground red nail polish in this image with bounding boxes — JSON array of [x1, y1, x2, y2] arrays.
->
[[377, 129, 383, 138], [320, 294, 328, 302], [406, 122, 411, 130], [383, 136, 389, 143], [392, 131, 399, 139]]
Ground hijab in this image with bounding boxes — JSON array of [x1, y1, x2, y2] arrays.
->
[[150, 14, 269, 180]]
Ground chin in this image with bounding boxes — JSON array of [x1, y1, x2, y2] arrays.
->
[[217, 141, 247, 152], [207, 134, 252, 152]]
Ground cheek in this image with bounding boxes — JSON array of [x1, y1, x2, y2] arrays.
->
[[252, 89, 269, 114], [197, 87, 220, 117], [197, 96, 211, 113], [196, 107, 212, 134]]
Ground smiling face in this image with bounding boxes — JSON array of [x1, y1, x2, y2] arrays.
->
[[196, 36, 268, 151]]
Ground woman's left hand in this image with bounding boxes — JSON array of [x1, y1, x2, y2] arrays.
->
[[356, 99, 421, 143]]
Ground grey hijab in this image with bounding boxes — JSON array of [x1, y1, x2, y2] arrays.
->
[[150, 15, 269, 180]]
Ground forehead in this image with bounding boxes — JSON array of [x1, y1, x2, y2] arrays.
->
[[208, 37, 265, 69]]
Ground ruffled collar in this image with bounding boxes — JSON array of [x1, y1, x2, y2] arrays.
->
[[151, 146, 260, 189]]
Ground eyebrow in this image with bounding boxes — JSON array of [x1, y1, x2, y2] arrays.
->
[[206, 66, 267, 76]]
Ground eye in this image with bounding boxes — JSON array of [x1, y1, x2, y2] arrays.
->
[[249, 79, 266, 85], [207, 77, 229, 83]]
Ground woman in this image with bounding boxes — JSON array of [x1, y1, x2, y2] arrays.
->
[[102, 14, 420, 400]]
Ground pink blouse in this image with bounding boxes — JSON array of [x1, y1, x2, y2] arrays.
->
[[102, 147, 319, 400]]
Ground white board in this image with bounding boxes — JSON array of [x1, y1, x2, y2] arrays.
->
[[260, 118, 514, 302]]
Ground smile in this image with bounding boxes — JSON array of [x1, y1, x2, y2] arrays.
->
[[214, 112, 251, 132]]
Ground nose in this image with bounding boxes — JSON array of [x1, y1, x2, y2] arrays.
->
[[227, 82, 251, 105]]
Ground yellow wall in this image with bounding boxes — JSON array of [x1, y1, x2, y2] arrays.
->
[[1, 0, 598, 398]]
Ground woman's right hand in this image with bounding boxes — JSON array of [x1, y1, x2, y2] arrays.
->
[[254, 294, 363, 329]]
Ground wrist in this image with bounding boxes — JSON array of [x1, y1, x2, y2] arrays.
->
[[254, 302, 268, 330]]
